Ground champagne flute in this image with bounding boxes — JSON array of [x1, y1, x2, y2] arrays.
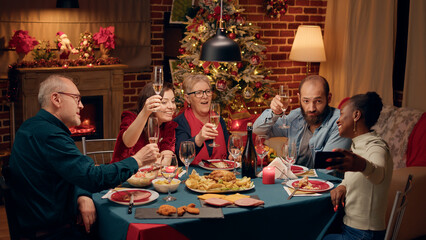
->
[[255, 135, 269, 175], [147, 116, 159, 144], [208, 102, 221, 147], [228, 134, 243, 175], [160, 154, 178, 201], [179, 141, 195, 180], [279, 84, 290, 129], [281, 140, 297, 175], [152, 66, 164, 112]]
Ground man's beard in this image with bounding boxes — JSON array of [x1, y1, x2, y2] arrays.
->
[[301, 105, 330, 126]]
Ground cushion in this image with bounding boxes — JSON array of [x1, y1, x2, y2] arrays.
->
[[406, 113, 426, 167]]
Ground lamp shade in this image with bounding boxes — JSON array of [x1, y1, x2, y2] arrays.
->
[[56, 0, 79, 8], [289, 25, 326, 62], [200, 28, 241, 62]]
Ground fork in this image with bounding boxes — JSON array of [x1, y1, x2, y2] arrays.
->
[[287, 186, 299, 200]]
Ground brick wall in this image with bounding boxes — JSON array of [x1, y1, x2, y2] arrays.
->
[[0, 0, 326, 149]]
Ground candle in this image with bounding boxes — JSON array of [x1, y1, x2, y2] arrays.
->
[[262, 166, 275, 184], [165, 166, 176, 173], [87, 63, 94, 68], [62, 64, 69, 69]]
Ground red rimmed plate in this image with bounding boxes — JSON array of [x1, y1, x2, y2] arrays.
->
[[198, 159, 240, 171], [291, 165, 309, 175], [286, 179, 334, 193], [108, 189, 159, 206]]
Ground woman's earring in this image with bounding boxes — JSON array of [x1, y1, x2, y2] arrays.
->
[[353, 120, 357, 133]]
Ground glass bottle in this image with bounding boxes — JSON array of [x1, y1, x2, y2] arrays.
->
[[241, 122, 257, 178]]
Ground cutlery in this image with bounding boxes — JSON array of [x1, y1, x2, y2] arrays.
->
[[201, 159, 214, 167], [128, 193, 134, 214], [287, 186, 299, 200]]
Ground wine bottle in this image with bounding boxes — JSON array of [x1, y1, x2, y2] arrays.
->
[[241, 122, 257, 178]]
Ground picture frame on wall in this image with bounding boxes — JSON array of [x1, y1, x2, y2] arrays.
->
[[170, 0, 197, 24], [169, 59, 181, 84]]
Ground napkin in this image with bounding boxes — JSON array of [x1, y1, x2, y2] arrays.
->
[[258, 157, 298, 179], [283, 186, 321, 197], [297, 169, 318, 177]]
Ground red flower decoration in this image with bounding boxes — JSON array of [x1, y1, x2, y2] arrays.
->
[[8, 30, 39, 54], [93, 26, 116, 49], [255, 82, 262, 88]]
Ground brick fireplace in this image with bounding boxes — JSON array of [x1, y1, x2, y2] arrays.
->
[[12, 64, 127, 149]]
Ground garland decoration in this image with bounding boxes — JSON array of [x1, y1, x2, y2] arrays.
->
[[264, 0, 288, 18]]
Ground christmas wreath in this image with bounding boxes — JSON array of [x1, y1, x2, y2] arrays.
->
[[264, 0, 288, 18]]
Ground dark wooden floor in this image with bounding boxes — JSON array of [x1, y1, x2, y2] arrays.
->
[[0, 205, 10, 240]]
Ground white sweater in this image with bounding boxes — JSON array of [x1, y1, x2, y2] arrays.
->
[[342, 131, 393, 231]]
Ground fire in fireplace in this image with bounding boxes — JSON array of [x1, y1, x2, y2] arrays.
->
[[70, 95, 103, 140]]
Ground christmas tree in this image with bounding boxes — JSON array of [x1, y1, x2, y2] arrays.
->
[[174, 0, 275, 116]]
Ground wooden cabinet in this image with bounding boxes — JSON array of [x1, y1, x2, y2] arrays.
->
[[14, 64, 126, 139]]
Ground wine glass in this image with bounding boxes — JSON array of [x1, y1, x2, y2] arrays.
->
[[208, 102, 221, 147], [160, 154, 178, 201], [179, 141, 195, 180], [152, 66, 164, 112], [279, 84, 290, 129], [282, 140, 297, 173], [255, 135, 269, 175], [228, 134, 243, 175]]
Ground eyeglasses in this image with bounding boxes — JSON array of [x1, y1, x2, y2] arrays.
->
[[58, 92, 81, 105], [187, 89, 212, 98]]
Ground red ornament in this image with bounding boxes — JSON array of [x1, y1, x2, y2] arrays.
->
[[229, 33, 236, 40], [255, 82, 262, 88], [231, 71, 238, 76], [237, 62, 244, 69], [188, 62, 194, 68], [250, 55, 261, 66], [204, 68, 210, 74], [223, 15, 230, 21], [263, 93, 270, 99], [178, 48, 186, 55], [255, 33, 261, 39], [216, 80, 227, 92]]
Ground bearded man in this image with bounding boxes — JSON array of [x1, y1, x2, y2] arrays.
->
[[253, 75, 351, 169]]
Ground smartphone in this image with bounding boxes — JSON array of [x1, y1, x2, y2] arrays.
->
[[314, 151, 345, 169]]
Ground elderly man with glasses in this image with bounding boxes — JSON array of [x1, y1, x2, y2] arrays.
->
[[8, 74, 160, 239], [174, 74, 230, 165]]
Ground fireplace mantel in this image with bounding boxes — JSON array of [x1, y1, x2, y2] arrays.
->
[[14, 64, 127, 141]]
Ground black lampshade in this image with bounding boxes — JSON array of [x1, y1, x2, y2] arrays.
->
[[200, 28, 241, 62], [56, 0, 79, 8]]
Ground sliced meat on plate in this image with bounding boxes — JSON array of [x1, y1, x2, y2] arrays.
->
[[233, 197, 264, 207], [204, 198, 233, 207]]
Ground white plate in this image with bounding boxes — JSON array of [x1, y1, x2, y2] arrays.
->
[[198, 159, 240, 171], [291, 165, 309, 176], [108, 188, 159, 206], [286, 179, 334, 193], [186, 183, 255, 194]]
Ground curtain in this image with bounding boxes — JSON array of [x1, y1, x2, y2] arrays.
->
[[0, 0, 151, 77], [403, 0, 426, 112], [319, 0, 394, 107]]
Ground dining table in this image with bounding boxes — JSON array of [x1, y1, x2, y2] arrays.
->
[[92, 165, 341, 240]]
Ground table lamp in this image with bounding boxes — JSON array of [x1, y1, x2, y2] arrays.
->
[[289, 25, 326, 75], [199, 0, 241, 62]]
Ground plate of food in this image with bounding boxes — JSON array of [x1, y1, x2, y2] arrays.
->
[[291, 165, 309, 175], [198, 159, 240, 171], [108, 189, 159, 206], [127, 166, 159, 187], [286, 177, 334, 193], [185, 169, 254, 193]]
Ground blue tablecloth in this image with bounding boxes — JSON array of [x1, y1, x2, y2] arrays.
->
[[93, 167, 340, 240]]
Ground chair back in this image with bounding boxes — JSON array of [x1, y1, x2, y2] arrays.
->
[[1, 157, 21, 240], [385, 174, 412, 240], [82, 137, 116, 165]]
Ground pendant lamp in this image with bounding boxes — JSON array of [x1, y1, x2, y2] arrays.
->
[[199, 0, 241, 62], [56, 0, 79, 8]]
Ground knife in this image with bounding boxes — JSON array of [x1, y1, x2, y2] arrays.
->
[[201, 159, 214, 167], [128, 193, 134, 214], [287, 186, 299, 200]]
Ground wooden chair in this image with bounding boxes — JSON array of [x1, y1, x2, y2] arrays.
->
[[385, 174, 412, 240], [81, 137, 116, 165]]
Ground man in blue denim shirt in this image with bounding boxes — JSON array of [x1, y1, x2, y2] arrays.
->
[[253, 75, 351, 169]]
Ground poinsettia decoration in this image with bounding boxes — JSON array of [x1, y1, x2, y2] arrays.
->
[[264, 0, 288, 18], [8, 30, 39, 54], [93, 26, 116, 49]]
